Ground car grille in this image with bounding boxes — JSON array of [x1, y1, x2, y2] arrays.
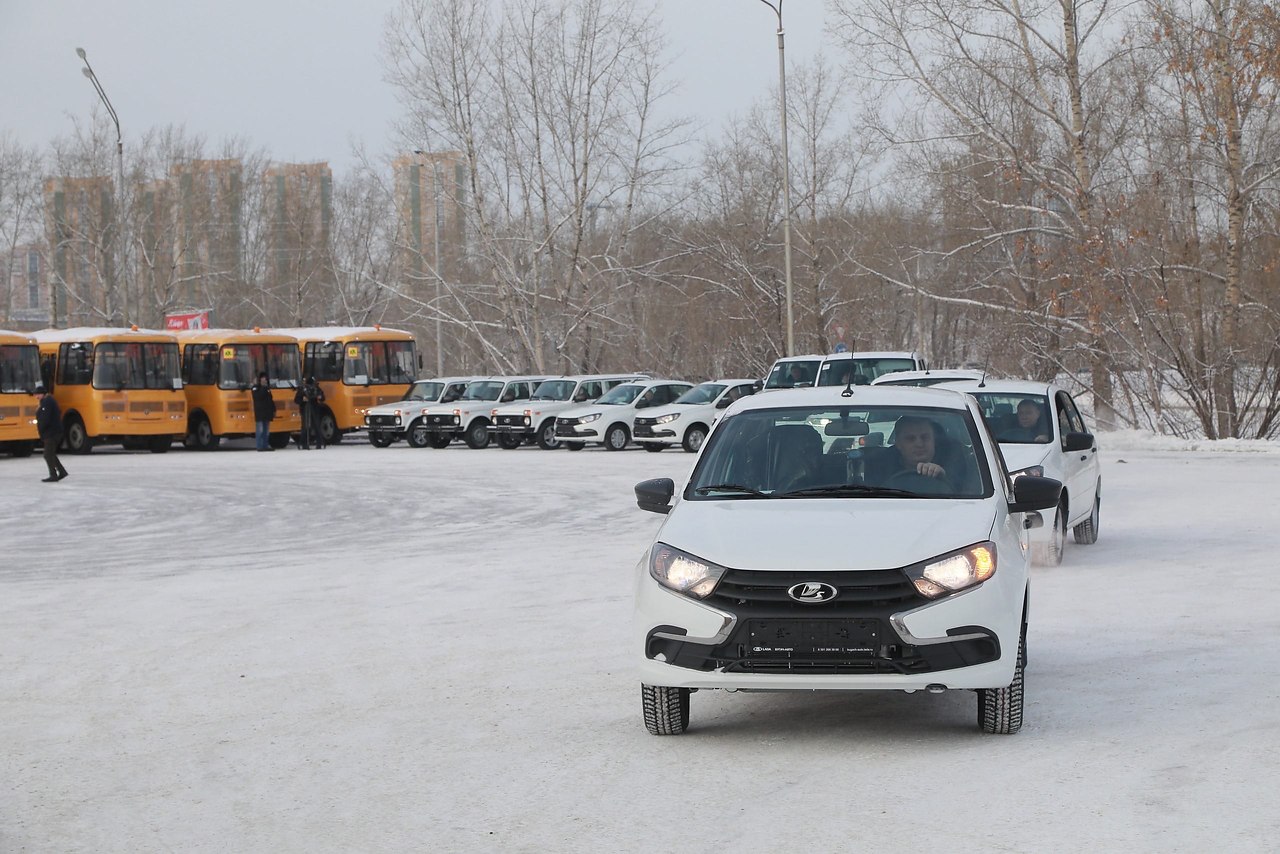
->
[[496, 414, 529, 428], [426, 413, 457, 427], [368, 414, 400, 427], [707, 568, 923, 617]]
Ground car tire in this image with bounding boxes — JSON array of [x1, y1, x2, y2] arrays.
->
[[1032, 501, 1067, 566], [642, 443, 665, 452], [319, 411, 341, 445], [464, 420, 491, 449], [369, 433, 395, 448], [604, 423, 629, 451], [1073, 489, 1101, 545], [406, 421, 431, 448], [641, 684, 690, 735], [428, 434, 452, 449], [64, 416, 93, 455], [536, 421, 560, 450], [498, 433, 522, 450], [192, 415, 220, 451], [682, 425, 708, 454], [977, 635, 1024, 735]]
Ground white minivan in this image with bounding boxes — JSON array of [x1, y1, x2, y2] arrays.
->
[[632, 378, 761, 453], [630, 386, 1062, 735]]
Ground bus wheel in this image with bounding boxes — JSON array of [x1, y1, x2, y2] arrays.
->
[[319, 412, 341, 445], [149, 437, 172, 453], [268, 432, 291, 450], [64, 417, 93, 455], [192, 416, 220, 451]]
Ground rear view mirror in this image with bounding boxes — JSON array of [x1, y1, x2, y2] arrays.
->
[[824, 419, 869, 437], [635, 478, 675, 514], [1063, 432, 1094, 452], [1008, 475, 1062, 513]]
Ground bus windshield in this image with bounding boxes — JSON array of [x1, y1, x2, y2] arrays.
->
[[0, 344, 40, 393], [219, 344, 301, 390], [93, 342, 181, 390], [532, 380, 575, 401], [342, 341, 417, 386]]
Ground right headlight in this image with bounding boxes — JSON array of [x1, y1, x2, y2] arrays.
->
[[578, 412, 602, 424], [903, 542, 996, 599], [649, 543, 727, 599]]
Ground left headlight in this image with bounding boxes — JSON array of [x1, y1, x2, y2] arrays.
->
[[654, 412, 680, 424], [903, 542, 996, 599], [649, 543, 727, 599], [578, 412, 602, 424]]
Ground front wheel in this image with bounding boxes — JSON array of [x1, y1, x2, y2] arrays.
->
[[641, 684, 690, 735], [1032, 501, 1067, 566], [319, 411, 341, 445], [536, 421, 560, 450], [368, 433, 395, 448], [977, 636, 1025, 734], [1073, 490, 1101, 544], [64, 418, 93, 455], [191, 416, 220, 451], [604, 423, 629, 451], [464, 420, 491, 449], [682, 425, 708, 454], [497, 433, 523, 450], [406, 421, 431, 449]]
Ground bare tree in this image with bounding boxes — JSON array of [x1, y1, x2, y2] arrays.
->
[[0, 135, 45, 323]]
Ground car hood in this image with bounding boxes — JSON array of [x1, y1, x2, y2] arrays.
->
[[657, 498, 996, 571], [998, 443, 1052, 473], [494, 400, 577, 417], [366, 401, 433, 416], [640, 403, 714, 421], [556, 404, 605, 421]]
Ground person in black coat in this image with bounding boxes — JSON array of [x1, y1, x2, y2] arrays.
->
[[250, 372, 277, 451], [35, 384, 69, 482], [293, 376, 326, 449]]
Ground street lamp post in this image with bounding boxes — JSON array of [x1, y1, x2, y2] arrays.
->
[[76, 47, 125, 326], [757, 1, 795, 357]]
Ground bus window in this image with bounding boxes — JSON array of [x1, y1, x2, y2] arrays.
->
[[387, 341, 415, 383], [59, 343, 94, 385], [0, 344, 40, 393], [264, 344, 301, 388], [185, 345, 219, 385], [143, 342, 180, 389], [306, 342, 343, 382]]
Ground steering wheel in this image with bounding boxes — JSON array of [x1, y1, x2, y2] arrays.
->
[[885, 468, 951, 494]]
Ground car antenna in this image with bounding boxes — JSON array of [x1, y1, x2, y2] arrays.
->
[[841, 379, 855, 398], [978, 368, 988, 388]]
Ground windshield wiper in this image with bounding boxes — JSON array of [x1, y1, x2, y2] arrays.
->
[[777, 484, 917, 498], [693, 483, 770, 497]]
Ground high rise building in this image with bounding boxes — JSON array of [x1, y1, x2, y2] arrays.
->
[[43, 175, 116, 327], [393, 151, 466, 279], [0, 243, 47, 329], [264, 162, 332, 318]]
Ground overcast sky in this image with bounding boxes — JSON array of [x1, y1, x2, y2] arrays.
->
[[0, 0, 832, 175]]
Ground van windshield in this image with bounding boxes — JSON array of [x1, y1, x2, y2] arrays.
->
[[764, 360, 822, 389], [817, 358, 916, 386], [404, 381, 444, 401], [532, 380, 575, 401]]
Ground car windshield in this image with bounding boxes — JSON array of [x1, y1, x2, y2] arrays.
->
[[688, 405, 989, 499], [532, 380, 575, 401], [598, 384, 643, 405], [967, 393, 1053, 444], [461, 381, 504, 402], [764, 360, 822, 389], [675, 383, 726, 405], [816, 358, 916, 386], [404, 381, 444, 401]]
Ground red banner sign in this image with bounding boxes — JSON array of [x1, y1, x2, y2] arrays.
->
[[165, 311, 210, 330]]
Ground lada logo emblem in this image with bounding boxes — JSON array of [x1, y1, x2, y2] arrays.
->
[[787, 581, 838, 603]]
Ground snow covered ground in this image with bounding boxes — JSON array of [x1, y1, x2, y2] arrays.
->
[[2, 432, 1278, 853]]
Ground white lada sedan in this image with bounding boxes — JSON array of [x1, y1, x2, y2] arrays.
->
[[631, 386, 1062, 736]]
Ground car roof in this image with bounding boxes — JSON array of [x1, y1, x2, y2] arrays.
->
[[730, 384, 974, 413], [933, 378, 1059, 395], [822, 350, 922, 361], [558, 373, 649, 381], [870, 368, 986, 385], [699, 378, 761, 386]]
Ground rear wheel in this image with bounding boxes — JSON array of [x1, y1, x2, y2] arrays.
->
[[1073, 490, 1101, 545], [406, 421, 430, 449], [464, 420, 491, 449], [604, 423, 629, 451], [497, 433, 523, 450], [1032, 501, 1067, 566], [319, 411, 340, 445], [191, 415, 220, 451], [682, 425, 708, 454], [64, 417, 92, 455], [537, 420, 560, 450], [368, 433, 394, 448], [641, 684, 690, 735], [977, 636, 1025, 734]]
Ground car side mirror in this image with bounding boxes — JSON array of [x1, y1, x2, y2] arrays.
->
[[1063, 431, 1094, 452], [715, 397, 731, 409], [1008, 475, 1062, 514], [635, 478, 675, 514]]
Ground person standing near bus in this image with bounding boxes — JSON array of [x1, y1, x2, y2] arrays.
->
[[35, 384, 69, 482], [294, 376, 325, 450], [251, 372, 277, 452]]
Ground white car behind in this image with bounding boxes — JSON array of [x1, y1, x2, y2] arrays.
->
[[632, 378, 760, 453], [555, 379, 693, 451]]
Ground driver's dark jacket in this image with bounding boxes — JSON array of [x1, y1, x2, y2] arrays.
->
[[36, 396, 63, 439]]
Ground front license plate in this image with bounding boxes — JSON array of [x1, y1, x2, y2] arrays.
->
[[747, 619, 880, 657]]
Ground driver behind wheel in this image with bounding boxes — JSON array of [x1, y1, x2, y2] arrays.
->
[[872, 414, 950, 485]]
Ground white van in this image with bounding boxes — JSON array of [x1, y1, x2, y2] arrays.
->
[[490, 374, 647, 450], [630, 385, 1062, 735], [815, 351, 927, 387]]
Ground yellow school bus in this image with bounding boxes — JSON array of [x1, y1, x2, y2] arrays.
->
[[276, 326, 418, 444], [0, 329, 41, 457], [176, 329, 303, 450], [33, 326, 186, 454]]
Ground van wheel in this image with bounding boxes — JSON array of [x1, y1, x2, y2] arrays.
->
[[604, 423, 629, 451], [64, 417, 92, 454], [406, 421, 430, 448], [682, 425, 708, 453], [498, 433, 523, 450], [369, 433, 394, 448], [465, 420, 491, 449], [192, 415, 220, 450], [977, 636, 1025, 734], [1073, 490, 1101, 544], [537, 421, 560, 450], [319, 411, 341, 445], [641, 684, 690, 735], [428, 434, 452, 449], [1032, 501, 1067, 566]]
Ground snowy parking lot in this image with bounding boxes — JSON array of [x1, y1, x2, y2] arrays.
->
[[3, 435, 1279, 852]]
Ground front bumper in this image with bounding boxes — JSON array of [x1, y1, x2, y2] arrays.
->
[[491, 414, 535, 436], [633, 421, 678, 444], [421, 413, 461, 434], [635, 559, 1023, 691], [555, 421, 600, 441]]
